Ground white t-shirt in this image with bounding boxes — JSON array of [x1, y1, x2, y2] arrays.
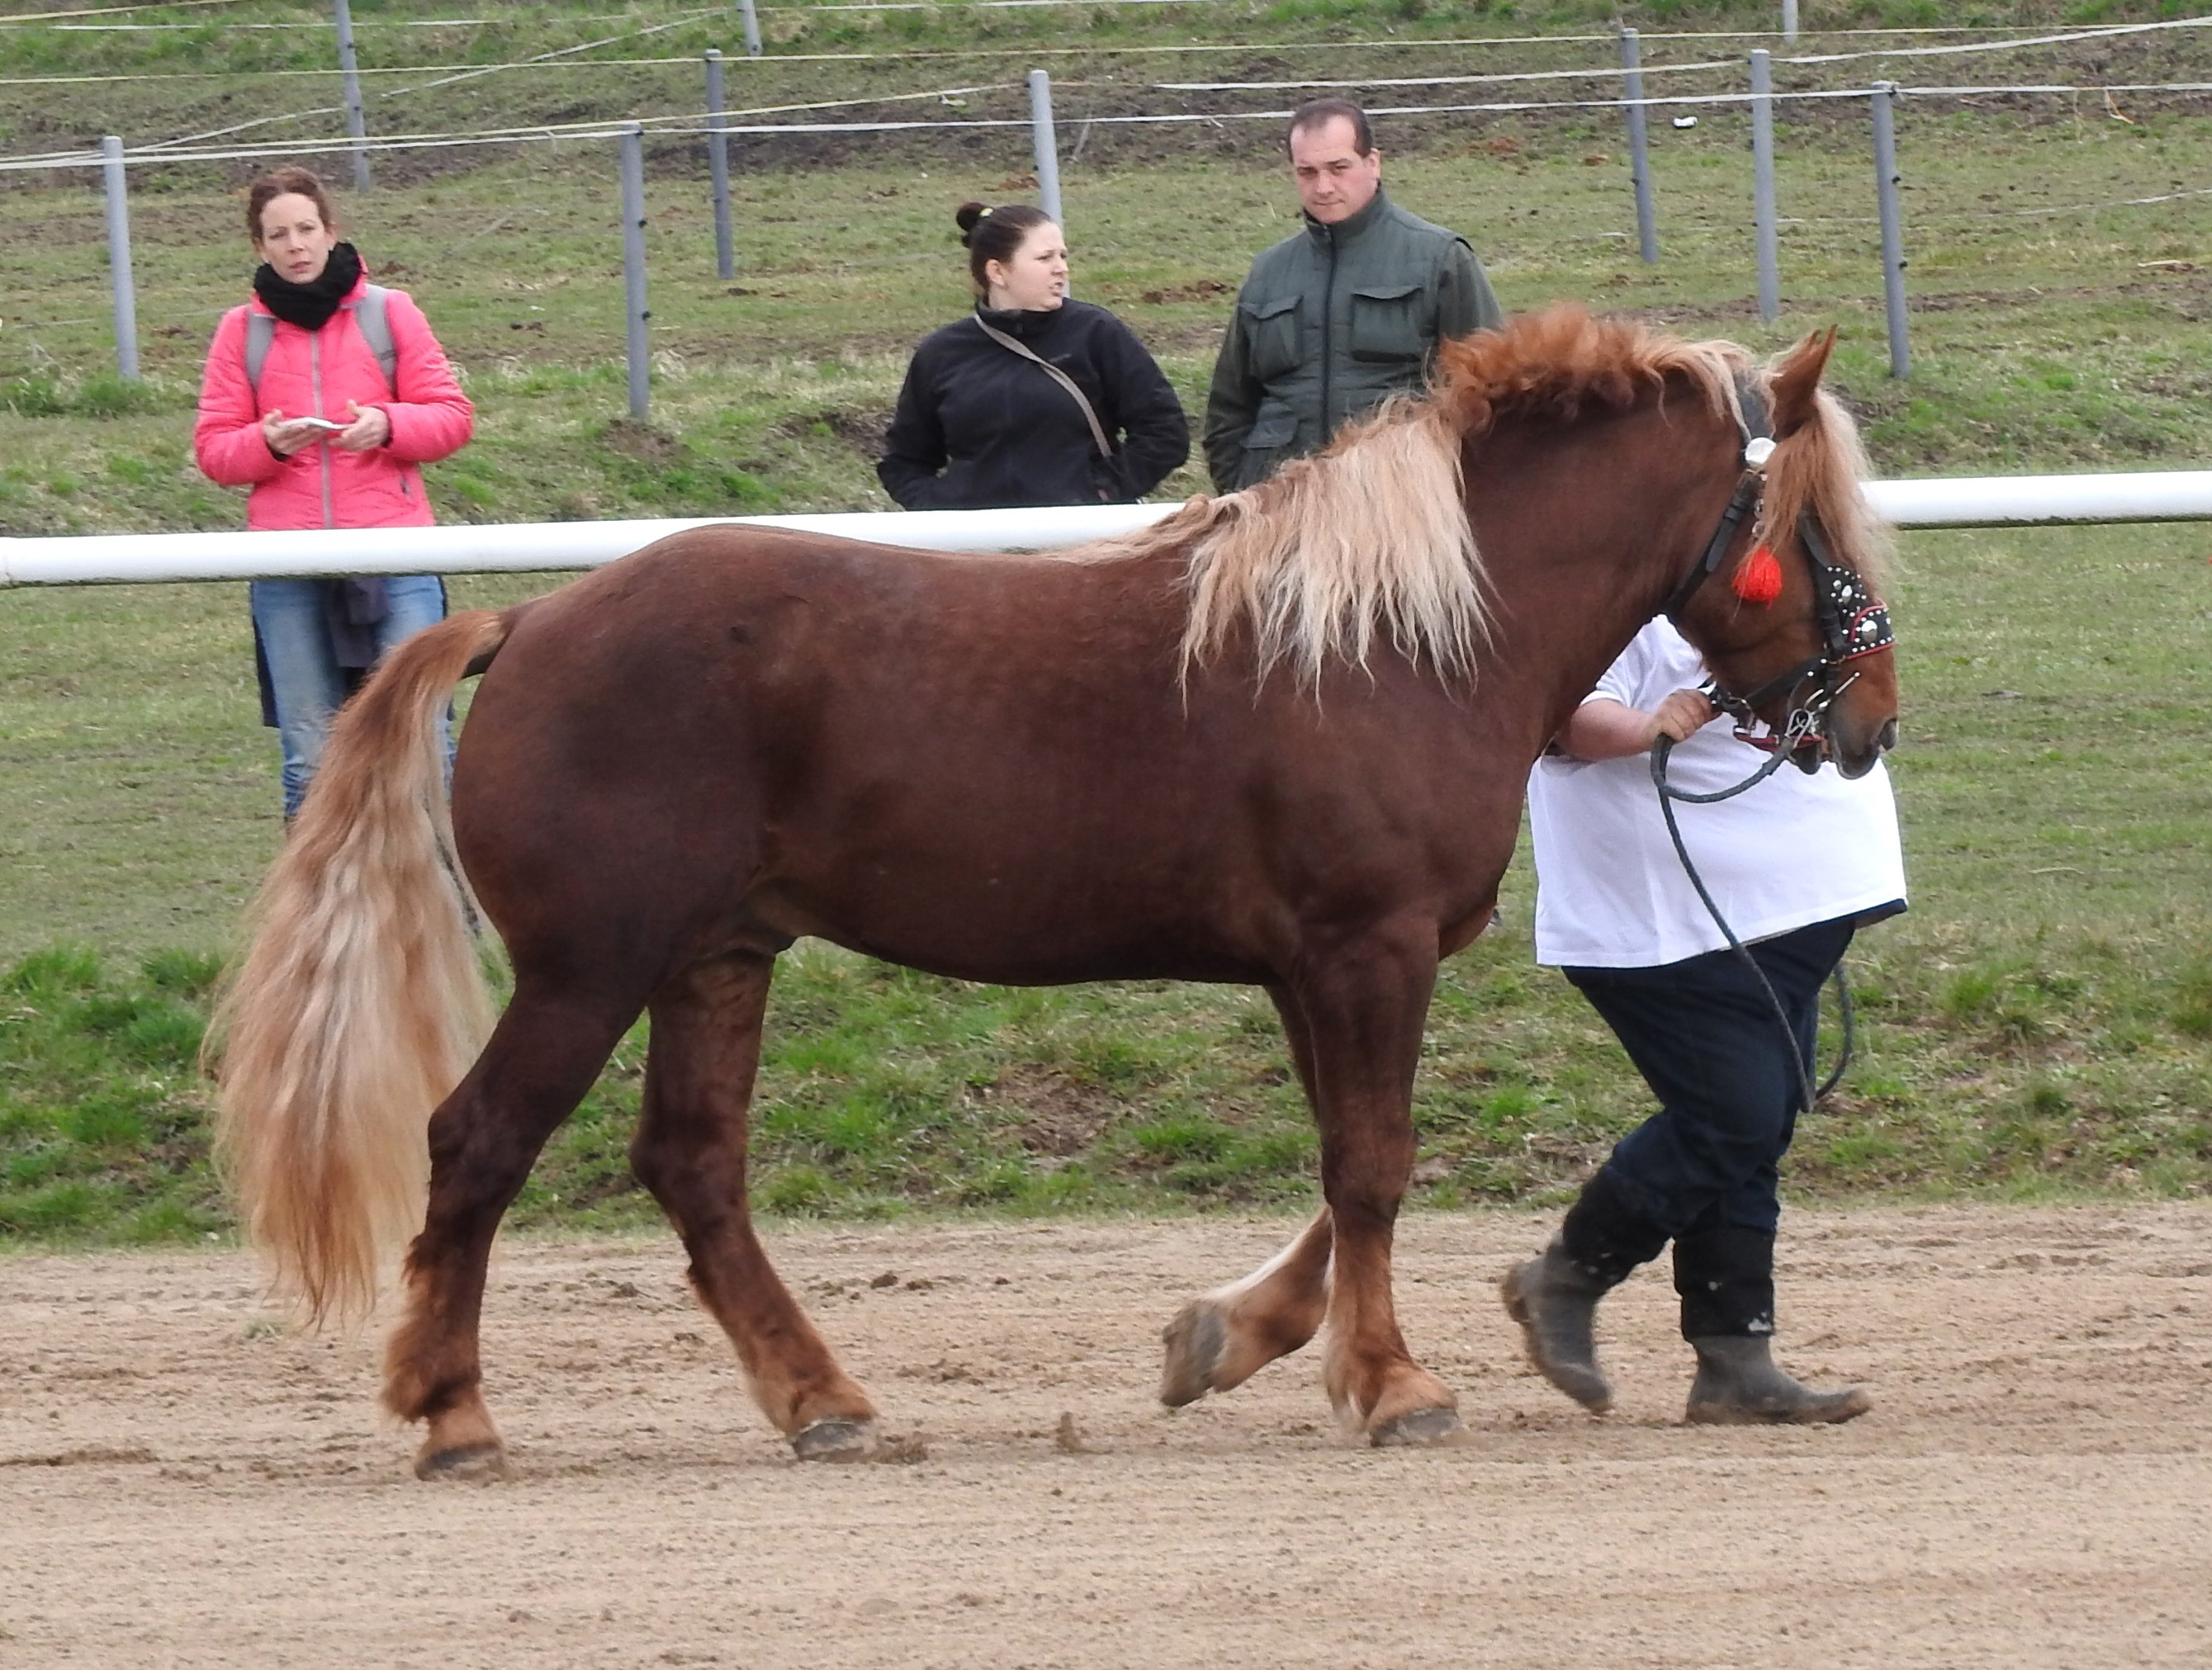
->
[[1528, 619, 1907, 969]]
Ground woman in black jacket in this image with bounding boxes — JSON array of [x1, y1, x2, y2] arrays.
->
[[879, 201, 1190, 510]]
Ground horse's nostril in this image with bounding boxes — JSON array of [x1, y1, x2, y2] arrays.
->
[[1878, 718, 1899, 753]]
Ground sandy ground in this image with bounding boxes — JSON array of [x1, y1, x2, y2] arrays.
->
[[2, 1203, 2210, 1668]]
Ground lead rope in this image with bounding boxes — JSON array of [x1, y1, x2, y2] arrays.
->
[[1650, 725, 1857, 1114]]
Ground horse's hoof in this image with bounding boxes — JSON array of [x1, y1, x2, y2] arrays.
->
[[1368, 1405, 1466, 1448], [792, 1417, 879, 1462], [1159, 1300, 1228, 1407], [414, 1440, 510, 1482]]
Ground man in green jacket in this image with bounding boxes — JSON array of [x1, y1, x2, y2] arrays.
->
[[1202, 99, 1503, 493]]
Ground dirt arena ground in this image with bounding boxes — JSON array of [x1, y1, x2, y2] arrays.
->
[[3, 1202, 2209, 1668]]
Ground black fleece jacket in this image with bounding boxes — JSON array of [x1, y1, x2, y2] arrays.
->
[[878, 300, 1190, 510]]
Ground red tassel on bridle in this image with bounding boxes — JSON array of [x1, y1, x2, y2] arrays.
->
[[1731, 543, 1783, 606]]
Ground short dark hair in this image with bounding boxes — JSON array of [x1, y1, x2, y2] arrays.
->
[[1286, 98, 1374, 158], [245, 165, 339, 241], [954, 200, 1054, 296]]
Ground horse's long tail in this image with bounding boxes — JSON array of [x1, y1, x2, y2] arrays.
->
[[206, 606, 516, 1327]]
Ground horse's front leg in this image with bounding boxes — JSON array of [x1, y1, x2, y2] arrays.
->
[[1299, 928, 1463, 1445], [1161, 986, 1333, 1406]]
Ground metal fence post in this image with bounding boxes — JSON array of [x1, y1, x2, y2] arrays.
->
[[332, 0, 371, 192], [1750, 50, 1779, 324], [1872, 83, 1910, 380], [736, 0, 761, 58], [1783, 0, 1799, 45], [706, 49, 734, 280], [619, 125, 651, 419], [1028, 69, 1063, 229], [1620, 28, 1659, 263], [100, 136, 139, 382]]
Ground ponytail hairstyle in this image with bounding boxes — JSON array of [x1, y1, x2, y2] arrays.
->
[[246, 165, 339, 243], [955, 200, 1053, 297]]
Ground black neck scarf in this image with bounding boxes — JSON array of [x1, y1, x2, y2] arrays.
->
[[252, 242, 363, 333]]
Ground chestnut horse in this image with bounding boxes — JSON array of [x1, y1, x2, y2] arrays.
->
[[210, 306, 1897, 1477]]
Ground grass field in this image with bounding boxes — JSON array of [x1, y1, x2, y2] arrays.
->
[[2, 0, 2210, 1244]]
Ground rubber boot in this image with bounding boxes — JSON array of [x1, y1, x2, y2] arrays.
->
[[1684, 1334, 1871, 1426], [1500, 1240, 1616, 1412], [1674, 1223, 1869, 1425], [1500, 1170, 1665, 1415]]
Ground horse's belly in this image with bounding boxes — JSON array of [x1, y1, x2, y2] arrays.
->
[[751, 866, 1267, 988]]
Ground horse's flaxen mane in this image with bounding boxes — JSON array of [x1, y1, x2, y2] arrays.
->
[[1065, 304, 1883, 683], [1188, 398, 1486, 687], [1760, 379, 1894, 598], [1428, 302, 1745, 440]]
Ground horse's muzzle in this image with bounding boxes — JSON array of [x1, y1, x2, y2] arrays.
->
[[1829, 717, 1897, 780]]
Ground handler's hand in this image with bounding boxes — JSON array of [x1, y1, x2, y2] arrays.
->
[[261, 410, 320, 457], [332, 400, 391, 452], [1651, 686, 1721, 744]]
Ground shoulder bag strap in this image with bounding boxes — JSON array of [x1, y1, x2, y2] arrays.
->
[[973, 315, 1113, 459]]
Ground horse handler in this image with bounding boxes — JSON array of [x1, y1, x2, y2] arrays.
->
[[1503, 617, 1906, 1423]]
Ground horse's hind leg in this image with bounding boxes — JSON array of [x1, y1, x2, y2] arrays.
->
[[1161, 988, 1333, 1407], [385, 975, 643, 1479], [629, 953, 880, 1460], [1161, 1208, 1333, 1406]]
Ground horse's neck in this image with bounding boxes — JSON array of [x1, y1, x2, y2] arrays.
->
[[1469, 409, 1736, 745]]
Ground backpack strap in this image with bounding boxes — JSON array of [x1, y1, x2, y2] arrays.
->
[[244, 310, 275, 394], [354, 284, 398, 395], [242, 286, 398, 395]]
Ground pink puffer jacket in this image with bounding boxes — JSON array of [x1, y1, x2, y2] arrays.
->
[[193, 270, 473, 532]]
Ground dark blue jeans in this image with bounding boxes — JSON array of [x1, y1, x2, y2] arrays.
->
[[1565, 914, 1855, 1244]]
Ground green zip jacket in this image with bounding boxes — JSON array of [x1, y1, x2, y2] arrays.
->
[[1201, 189, 1501, 492]]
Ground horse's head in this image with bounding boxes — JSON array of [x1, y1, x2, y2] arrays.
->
[[1670, 329, 1899, 780]]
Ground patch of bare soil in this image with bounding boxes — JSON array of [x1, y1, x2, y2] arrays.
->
[[596, 416, 688, 465], [3, 1203, 2210, 1668], [773, 403, 894, 457], [972, 1065, 1124, 1157], [1137, 277, 1233, 305]]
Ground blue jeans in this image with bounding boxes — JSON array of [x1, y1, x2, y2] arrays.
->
[[250, 575, 448, 819], [1564, 915, 1856, 1242]]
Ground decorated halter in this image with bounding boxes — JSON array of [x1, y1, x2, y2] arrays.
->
[[1659, 374, 1895, 756]]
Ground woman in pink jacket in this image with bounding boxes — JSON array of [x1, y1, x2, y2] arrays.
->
[[194, 165, 474, 821]]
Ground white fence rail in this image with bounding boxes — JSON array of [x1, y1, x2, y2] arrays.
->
[[4, 471, 2212, 587]]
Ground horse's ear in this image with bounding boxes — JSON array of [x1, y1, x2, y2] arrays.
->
[[1769, 325, 1837, 440]]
